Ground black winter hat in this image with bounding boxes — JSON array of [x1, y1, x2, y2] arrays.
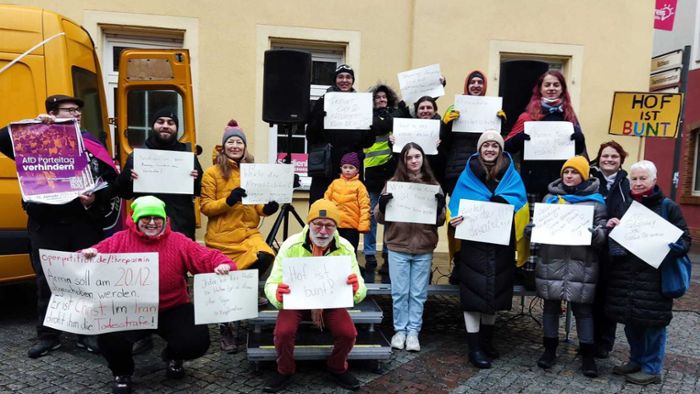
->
[[150, 109, 179, 130], [334, 64, 355, 80]]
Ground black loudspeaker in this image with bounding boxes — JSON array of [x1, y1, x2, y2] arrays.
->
[[263, 49, 311, 124]]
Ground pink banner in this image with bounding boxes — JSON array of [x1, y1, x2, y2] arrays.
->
[[276, 152, 308, 176], [8, 120, 94, 204], [655, 0, 677, 31]]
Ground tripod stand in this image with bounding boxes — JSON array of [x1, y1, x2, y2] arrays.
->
[[265, 123, 306, 251]]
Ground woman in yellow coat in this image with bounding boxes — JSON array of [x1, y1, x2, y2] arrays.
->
[[201, 120, 278, 351]]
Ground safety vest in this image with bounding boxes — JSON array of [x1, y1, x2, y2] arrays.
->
[[364, 133, 392, 168]]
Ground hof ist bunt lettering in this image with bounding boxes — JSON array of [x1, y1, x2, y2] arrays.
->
[[287, 263, 336, 297]]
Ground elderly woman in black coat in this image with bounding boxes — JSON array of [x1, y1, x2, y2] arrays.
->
[[605, 160, 691, 385]]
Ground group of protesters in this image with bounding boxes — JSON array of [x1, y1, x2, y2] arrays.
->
[[0, 61, 691, 394]]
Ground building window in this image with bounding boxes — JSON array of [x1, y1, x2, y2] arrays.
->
[[268, 43, 345, 189], [693, 130, 700, 195]]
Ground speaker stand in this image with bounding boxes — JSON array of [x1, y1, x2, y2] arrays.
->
[[266, 123, 306, 251]]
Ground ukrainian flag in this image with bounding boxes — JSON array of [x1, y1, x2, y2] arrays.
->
[[448, 153, 530, 266]]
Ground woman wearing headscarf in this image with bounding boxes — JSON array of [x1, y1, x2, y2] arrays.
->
[[605, 160, 690, 385], [448, 130, 528, 369]]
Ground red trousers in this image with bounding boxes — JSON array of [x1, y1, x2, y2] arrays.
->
[[274, 308, 357, 375]]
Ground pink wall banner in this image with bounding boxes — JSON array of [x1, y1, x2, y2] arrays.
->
[[276, 152, 308, 176], [655, 0, 677, 31], [8, 120, 94, 204]]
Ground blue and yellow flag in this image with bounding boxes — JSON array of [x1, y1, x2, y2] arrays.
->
[[448, 153, 530, 266]]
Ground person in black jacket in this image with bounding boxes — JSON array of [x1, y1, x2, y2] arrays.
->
[[589, 140, 631, 358], [114, 109, 203, 240], [605, 160, 691, 386], [0, 95, 118, 358], [306, 64, 374, 204]]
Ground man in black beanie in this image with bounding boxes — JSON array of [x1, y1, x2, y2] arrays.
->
[[114, 109, 203, 240]]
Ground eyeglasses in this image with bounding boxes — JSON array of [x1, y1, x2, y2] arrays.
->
[[310, 222, 336, 232], [138, 216, 164, 224], [58, 107, 81, 114]]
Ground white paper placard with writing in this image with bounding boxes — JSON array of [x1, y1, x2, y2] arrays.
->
[[282, 256, 353, 310], [609, 201, 684, 268], [240, 163, 294, 204], [523, 121, 575, 161], [452, 95, 503, 133], [323, 92, 373, 130], [193, 270, 259, 324], [133, 149, 194, 194], [39, 249, 159, 334], [455, 199, 514, 245], [531, 203, 594, 246], [392, 118, 440, 155], [385, 181, 440, 225], [397, 64, 445, 104]]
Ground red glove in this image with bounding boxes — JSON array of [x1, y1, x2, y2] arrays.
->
[[346, 274, 359, 294], [276, 283, 290, 302]]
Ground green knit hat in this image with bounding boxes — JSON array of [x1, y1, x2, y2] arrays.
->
[[131, 196, 167, 222]]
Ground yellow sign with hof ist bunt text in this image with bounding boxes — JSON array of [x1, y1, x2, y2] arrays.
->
[[608, 92, 683, 138]]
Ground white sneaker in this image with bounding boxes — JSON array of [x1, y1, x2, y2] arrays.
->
[[405, 335, 420, 352], [390, 332, 406, 350]]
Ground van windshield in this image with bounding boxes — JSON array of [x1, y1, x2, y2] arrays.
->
[[72, 66, 108, 147]]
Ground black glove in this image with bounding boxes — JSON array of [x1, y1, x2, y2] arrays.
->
[[523, 133, 532, 141], [378, 193, 393, 213], [226, 187, 247, 206], [293, 174, 301, 188], [435, 193, 446, 212], [263, 201, 279, 215], [524, 222, 535, 238], [490, 195, 508, 204], [668, 241, 686, 257], [570, 131, 584, 142]]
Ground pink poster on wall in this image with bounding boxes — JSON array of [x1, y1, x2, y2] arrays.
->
[[276, 152, 308, 176], [655, 0, 677, 31], [8, 120, 95, 204]]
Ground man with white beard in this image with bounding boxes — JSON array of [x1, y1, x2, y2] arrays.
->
[[263, 199, 367, 392]]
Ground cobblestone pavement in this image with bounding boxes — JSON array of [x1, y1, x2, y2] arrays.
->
[[1, 252, 698, 393]]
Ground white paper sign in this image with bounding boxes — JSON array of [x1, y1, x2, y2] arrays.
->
[[609, 201, 684, 268], [452, 95, 503, 133], [385, 181, 440, 225], [282, 256, 353, 310], [455, 199, 514, 245], [133, 149, 194, 194], [392, 118, 440, 155], [193, 270, 259, 324], [397, 64, 445, 104], [323, 92, 373, 130], [240, 163, 294, 204], [523, 121, 575, 160], [531, 203, 594, 245], [39, 250, 159, 334]]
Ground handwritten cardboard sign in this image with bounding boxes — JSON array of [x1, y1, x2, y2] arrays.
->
[[454, 199, 514, 245], [609, 201, 683, 268], [392, 118, 440, 155], [133, 149, 194, 194], [39, 249, 159, 334], [531, 203, 593, 246], [193, 270, 259, 324], [397, 64, 445, 104], [452, 95, 503, 133], [523, 121, 575, 161], [323, 92, 373, 130], [385, 181, 440, 225], [240, 163, 294, 204], [282, 256, 353, 310], [608, 92, 682, 138]]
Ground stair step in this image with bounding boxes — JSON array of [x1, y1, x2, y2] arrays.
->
[[250, 297, 383, 326]]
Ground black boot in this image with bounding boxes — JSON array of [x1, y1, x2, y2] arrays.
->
[[537, 337, 558, 369], [379, 252, 390, 284], [480, 325, 499, 359], [363, 255, 377, 283], [466, 333, 491, 369], [580, 343, 599, 378]]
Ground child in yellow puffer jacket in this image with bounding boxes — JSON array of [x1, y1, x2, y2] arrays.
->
[[324, 152, 370, 252]]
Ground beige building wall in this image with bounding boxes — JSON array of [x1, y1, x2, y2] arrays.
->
[[11, 0, 655, 250]]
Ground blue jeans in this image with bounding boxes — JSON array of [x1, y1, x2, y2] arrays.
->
[[388, 249, 432, 336], [363, 192, 387, 257], [624, 325, 667, 375]]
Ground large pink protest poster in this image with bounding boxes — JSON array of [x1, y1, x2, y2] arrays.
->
[[655, 0, 677, 31], [8, 120, 94, 204]]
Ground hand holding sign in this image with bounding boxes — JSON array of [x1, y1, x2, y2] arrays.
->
[[385, 181, 439, 225], [398, 64, 445, 105], [133, 149, 195, 194], [392, 118, 440, 154], [454, 199, 514, 245], [324, 92, 373, 130], [240, 163, 294, 204], [452, 95, 503, 133], [523, 122, 575, 160], [281, 256, 353, 310]]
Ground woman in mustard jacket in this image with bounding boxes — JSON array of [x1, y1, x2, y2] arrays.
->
[[200, 119, 279, 351]]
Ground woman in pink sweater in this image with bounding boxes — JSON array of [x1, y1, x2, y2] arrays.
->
[[82, 196, 235, 394]]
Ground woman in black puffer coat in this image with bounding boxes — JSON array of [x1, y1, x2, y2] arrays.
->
[[605, 160, 690, 386]]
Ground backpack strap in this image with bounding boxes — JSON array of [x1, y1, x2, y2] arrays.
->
[[660, 197, 670, 221]]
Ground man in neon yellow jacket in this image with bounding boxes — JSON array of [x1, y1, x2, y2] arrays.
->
[[263, 199, 367, 393]]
